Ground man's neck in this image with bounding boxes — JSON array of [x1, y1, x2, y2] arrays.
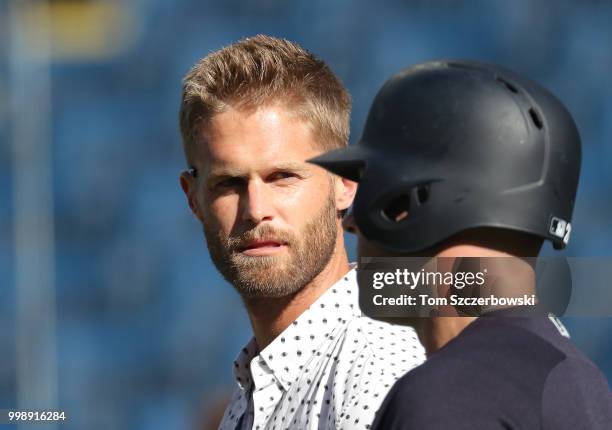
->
[[414, 317, 476, 355], [413, 247, 537, 355], [243, 236, 350, 351]]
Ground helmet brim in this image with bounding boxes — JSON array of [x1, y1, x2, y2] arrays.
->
[[308, 145, 367, 182]]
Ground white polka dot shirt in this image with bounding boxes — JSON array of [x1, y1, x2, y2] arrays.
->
[[218, 265, 426, 430]]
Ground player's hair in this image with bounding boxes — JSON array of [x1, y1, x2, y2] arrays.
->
[[179, 35, 351, 164]]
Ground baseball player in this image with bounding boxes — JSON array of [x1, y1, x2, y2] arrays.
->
[[311, 60, 612, 429]]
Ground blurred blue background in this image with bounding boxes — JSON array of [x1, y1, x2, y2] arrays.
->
[[1, 0, 611, 429]]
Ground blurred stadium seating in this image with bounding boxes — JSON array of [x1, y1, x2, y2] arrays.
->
[[1, 0, 611, 428]]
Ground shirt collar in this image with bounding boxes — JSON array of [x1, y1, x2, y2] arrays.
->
[[232, 265, 359, 391], [481, 304, 549, 317], [232, 337, 258, 391]]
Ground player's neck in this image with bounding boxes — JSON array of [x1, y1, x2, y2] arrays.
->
[[244, 232, 350, 351], [416, 317, 476, 355], [412, 245, 536, 354]]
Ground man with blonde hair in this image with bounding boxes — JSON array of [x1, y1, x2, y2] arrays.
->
[[179, 35, 425, 429]]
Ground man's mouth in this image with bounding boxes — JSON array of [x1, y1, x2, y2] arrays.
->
[[238, 240, 287, 256]]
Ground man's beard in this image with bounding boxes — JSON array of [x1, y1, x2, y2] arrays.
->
[[203, 192, 338, 299]]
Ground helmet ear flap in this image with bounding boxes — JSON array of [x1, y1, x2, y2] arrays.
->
[[381, 193, 411, 223], [353, 172, 448, 253], [377, 182, 433, 225]]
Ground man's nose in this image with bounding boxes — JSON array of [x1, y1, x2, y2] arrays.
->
[[241, 180, 274, 224]]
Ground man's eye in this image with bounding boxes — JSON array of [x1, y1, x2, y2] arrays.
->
[[216, 178, 244, 188], [269, 171, 297, 181]]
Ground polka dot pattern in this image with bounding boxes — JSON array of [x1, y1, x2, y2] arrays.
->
[[218, 265, 426, 429]]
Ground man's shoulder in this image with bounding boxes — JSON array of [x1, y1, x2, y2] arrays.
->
[[343, 316, 425, 363], [542, 353, 612, 429], [330, 317, 425, 427], [370, 329, 551, 430], [375, 323, 556, 406], [370, 359, 494, 430], [373, 318, 612, 430]]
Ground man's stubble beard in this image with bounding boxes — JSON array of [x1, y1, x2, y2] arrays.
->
[[203, 190, 338, 299]]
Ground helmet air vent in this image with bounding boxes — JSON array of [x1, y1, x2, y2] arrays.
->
[[496, 76, 519, 94], [416, 185, 430, 205], [529, 108, 544, 129]]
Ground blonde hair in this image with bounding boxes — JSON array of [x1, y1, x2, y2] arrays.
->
[[179, 35, 351, 163]]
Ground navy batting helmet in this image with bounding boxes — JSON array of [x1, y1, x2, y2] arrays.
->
[[311, 60, 581, 253]]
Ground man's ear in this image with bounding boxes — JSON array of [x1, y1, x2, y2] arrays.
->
[[334, 175, 358, 211], [180, 171, 204, 221]]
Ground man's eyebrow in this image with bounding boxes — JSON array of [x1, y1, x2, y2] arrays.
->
[[271, 161, 309, 172], [207, 168, 246, 179], [208, 162, 309, 178]]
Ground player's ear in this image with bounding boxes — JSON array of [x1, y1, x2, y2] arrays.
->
[[180, 169, 204, 222], [333, 175, 358, 212]]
